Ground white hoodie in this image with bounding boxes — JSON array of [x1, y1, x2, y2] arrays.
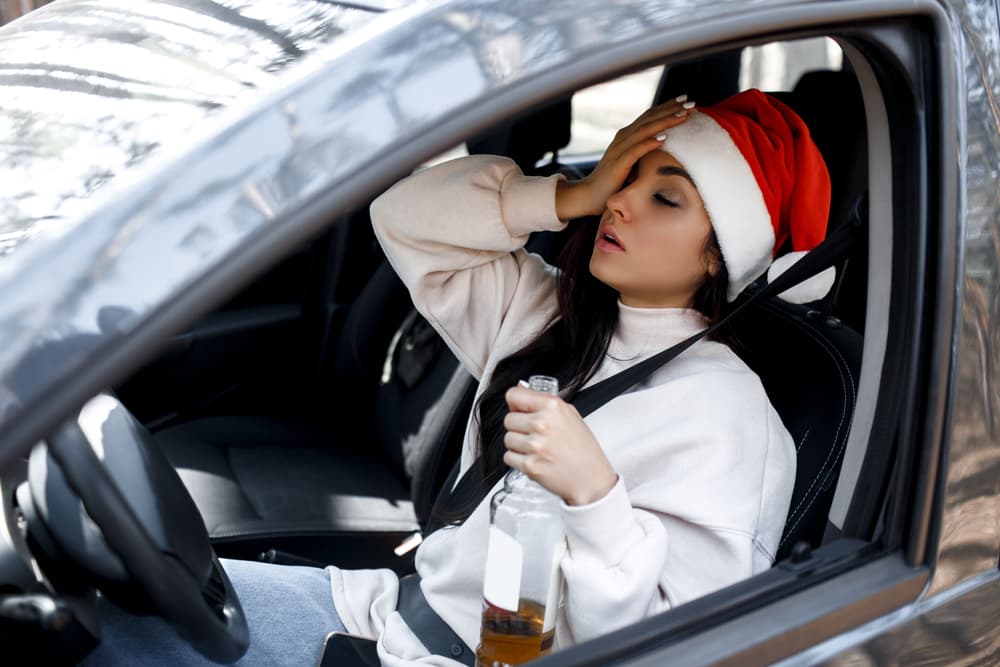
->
[[329, 155, 795, 666]]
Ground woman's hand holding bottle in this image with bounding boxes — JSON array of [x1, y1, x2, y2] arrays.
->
[[502, 384, 619, 506], [554, 95, 695, 221]]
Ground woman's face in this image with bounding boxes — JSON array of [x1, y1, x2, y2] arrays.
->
[[589, 150, 718, 308]]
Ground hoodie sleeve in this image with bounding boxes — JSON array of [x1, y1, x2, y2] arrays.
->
[[556, 371, 796, 644], [557, 479, 760, 643], [370, 155, 567, 379]]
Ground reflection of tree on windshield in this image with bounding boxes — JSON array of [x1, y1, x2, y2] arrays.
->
[[0, 0, 379, 256]]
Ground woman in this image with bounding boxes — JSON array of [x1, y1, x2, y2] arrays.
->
[[86, 89, 832, 666]]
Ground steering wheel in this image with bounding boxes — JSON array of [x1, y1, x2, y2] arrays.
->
[[16, 394, 249, 662]]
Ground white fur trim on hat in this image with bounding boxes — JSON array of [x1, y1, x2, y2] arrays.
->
[[660, 113, 774, 302], [766, 250, 837, 304]]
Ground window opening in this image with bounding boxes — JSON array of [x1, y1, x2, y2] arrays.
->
[[562, 65, 664, 157], [740, 37, 843, 91]]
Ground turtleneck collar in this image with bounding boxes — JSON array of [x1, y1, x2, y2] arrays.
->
[[609, 301, 710, 359]]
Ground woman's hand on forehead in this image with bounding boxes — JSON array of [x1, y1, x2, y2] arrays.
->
[[555, 95, 697, 222], [502, 384, 619, 506]]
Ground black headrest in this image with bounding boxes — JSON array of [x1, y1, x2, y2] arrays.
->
[[467, 97, 572, 172], [766, 72, 864, 177], [654, 49, 742, 106], [778, 70, 868, 330]]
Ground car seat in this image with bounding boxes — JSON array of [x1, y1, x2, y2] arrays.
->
[[737, 249, 864, 560], [153, 261, 430, 568], [767, 69, 869, 557], [733, 69, 869, 557]]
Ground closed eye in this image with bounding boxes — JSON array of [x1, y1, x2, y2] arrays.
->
[[654, 193, 679, 207]]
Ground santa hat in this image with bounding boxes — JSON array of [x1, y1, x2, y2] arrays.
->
[[660, 89, 834, 303]]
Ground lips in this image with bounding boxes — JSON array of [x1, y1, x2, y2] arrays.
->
[[596, 225, 625, 252]]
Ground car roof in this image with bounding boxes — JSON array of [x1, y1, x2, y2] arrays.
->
[[0, 0, 820, 456]]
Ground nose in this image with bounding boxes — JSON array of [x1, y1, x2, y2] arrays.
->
[[606, 185, 632, 223]]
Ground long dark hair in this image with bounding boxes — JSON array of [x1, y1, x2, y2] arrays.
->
[[440, 216, 731, 524]]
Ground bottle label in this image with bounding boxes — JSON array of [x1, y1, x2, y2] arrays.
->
[[542, 538, 566, 632], [483, 526, 523, 611]]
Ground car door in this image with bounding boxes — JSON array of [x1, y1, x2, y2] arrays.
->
[[526, 2, 999, 665]]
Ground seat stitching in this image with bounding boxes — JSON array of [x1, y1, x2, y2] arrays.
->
[[779, 327, 849, 547], [796, 429, 810, 453], [778, 316, 857, 549], [781, 323, 848, 526], [788, 325, 857, 528], [782, 424, 852, 549], [779, 324, 856, 548]]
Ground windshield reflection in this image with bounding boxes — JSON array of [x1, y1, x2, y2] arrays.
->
[[0, 0, 379, 257]]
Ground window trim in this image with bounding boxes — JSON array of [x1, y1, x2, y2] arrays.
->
[[832, 14, 961, 573], [609, 554, 928, 667], [824, 40, 891, 536]]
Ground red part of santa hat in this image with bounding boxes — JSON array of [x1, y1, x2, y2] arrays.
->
[[660, 89, 834, 303]]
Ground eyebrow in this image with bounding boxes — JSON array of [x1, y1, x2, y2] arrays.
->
[[656, 165, 696, 186]]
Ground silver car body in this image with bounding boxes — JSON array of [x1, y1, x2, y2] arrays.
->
[[0, 0, 998, 664]]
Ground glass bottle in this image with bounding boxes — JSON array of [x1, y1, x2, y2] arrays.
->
[[476, 375, 566, 667]]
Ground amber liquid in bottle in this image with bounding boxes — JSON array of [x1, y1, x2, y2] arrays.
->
[[476, 599, 555, 667]]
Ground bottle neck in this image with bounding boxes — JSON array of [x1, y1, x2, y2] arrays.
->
[[504, 469, 558, 502]]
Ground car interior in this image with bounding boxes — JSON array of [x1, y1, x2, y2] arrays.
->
[[112, 37, 873, 575], [8, 29, 910, 664]]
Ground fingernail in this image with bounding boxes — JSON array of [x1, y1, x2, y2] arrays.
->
[[682, 101, 696, 109], [675, 94, 688, 103], [518, 380, 530, 388], [672, 110, 686, 117], [655, 132, 668, 141]]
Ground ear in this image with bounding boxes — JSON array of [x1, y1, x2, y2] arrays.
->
[[701, 226, 724, 279], [703, 246, 722, 278], [706, 255, 721, 278]]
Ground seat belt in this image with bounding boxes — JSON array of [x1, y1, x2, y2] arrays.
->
[[426, 215, 860, 533], [382, 214, 861, 666]]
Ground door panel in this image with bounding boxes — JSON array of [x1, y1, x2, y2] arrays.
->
[[116, 210, 383, 427], [118, 303, 305, 427]]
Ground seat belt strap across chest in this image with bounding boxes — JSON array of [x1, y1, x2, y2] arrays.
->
[[431, 215, 858, 527], [395, 215, 860, 664]]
